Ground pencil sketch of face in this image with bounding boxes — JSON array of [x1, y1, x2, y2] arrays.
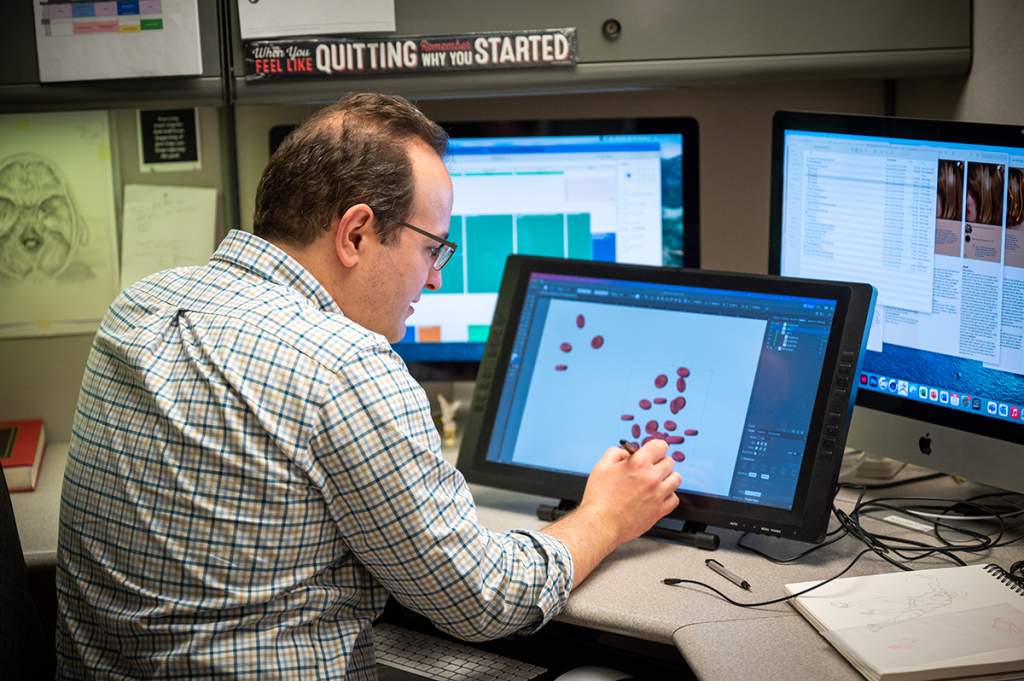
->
[[0, 154, 87, 282]]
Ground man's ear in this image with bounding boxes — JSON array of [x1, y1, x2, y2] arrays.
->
[[333, 203, 375, 267]]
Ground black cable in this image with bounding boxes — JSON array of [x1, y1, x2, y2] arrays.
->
[[737, 526, 849, 564], [852, 494, 1024, 551], [853, 498, 996, 547], [1009, 560, 1024, 587], [853, 472, 945, 490], [688, 483, 1024, 611], [663, 549, 876, 608]]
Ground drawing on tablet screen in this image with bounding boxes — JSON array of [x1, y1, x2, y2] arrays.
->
[[556, 311, 703, 465]]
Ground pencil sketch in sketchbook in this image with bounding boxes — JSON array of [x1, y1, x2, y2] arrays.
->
[[830, 574, 967, 632], [0, 153, 92, 284]]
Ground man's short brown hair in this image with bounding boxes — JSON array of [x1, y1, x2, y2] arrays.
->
[[253, 92, 448, 247]]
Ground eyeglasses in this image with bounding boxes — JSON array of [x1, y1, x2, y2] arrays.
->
[[396, 220, 458, 271]]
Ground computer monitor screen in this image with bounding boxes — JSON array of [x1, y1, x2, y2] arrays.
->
[[769, 111, 1024, 495], [393, 117, 699, 364], [458, 255, 874, 544]]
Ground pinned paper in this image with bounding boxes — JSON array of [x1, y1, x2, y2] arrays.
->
[[120, 184, 218, 291], [0, 111, 120, 338], [32, 0, 203, 83]]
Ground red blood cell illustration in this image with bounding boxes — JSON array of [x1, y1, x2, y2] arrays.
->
[[620, 414, 634, 421], [666, 435, 684, 445], [641, 436, 653, 446], [631, 424, 641, 439], [684, 429, 699, 436], [560, 342, 572, 352], [676, 377, 687, 392], [645, 420, 658, 434], [591, 335, 604, 349], [653, 431, 667, 441], [671, 451, 686, 462], [653, 397, 667, 404], [639, 399, 652, 410], [677, 367, 690, 378], [664, 420, 677, 431], [654, 374, 668, 389], [670, 397, 686, 414], [576, 314, 585, 329], [555, 365, 567, 371]]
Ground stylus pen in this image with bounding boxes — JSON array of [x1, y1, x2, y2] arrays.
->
[[619, 439, 638, 454], [705, 559, 751, 591]]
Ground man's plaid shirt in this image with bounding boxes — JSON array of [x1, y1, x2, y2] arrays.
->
[[56, 230, 573, 679]]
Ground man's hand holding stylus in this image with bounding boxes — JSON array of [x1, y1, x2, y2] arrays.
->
[[541, 439, 682, 586]]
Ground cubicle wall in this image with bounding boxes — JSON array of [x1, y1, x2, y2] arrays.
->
[[230, 0, 972, 102], [0, 0, 976, 443]]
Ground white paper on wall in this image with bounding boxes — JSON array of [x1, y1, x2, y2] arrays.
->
[[236, 0, 395, 40], [0, 111, 121, 338], [33, 0, 203, 83], [120, 184, 218, 291]]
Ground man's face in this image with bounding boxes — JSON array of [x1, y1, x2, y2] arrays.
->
[[361, 140, 454, 343]]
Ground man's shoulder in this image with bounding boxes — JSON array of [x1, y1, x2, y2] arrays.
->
[[117, 263, 394, 373]]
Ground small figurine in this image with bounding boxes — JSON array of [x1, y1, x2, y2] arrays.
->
[[437, 393, 462, 445]]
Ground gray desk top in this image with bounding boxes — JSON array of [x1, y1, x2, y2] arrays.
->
[[14, 444, 1024, 681], [11, 441, 67, 569], [465, 466, 1024, 681]]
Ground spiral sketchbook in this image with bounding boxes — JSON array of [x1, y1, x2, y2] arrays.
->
[[785, 564, 1024, 681]]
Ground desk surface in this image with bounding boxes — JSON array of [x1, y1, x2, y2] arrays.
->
[[15, 443, 1024, 681], [469, 470, 1024, 681], [11, 441, 68, 569]]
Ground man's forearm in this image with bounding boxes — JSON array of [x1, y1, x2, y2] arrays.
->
[[540, 505, 619, 587]]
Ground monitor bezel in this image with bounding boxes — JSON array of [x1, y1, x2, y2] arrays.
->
[[768, 110, 1024, 449], [457, 255, 875, 544]]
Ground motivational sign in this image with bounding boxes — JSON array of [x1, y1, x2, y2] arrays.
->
[[137, 108, 201, 173], [244, 28, 577, 81]]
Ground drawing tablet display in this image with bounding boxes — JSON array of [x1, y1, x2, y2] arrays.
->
[[457, 256, 876, 545]]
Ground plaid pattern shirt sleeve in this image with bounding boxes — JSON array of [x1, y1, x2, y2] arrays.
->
[[311, 346, 572, 639], [55, 230, 574, 681]]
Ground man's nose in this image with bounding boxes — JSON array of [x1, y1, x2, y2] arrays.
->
[[424, 265, 442, 291]]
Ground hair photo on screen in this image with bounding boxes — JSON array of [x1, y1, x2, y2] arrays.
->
[[1003, 167, 1024, 269], [935, 159, 963, 257], [1008, 167, 1023, 229], [963, 162, 1004, 263], [966, 162, 1004, 226]]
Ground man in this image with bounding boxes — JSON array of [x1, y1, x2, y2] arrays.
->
[[56, 93, 682, 679]]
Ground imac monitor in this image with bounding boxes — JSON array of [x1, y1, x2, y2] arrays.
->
[[769, 111, 1024, 496], [457, 256, 875, 545]]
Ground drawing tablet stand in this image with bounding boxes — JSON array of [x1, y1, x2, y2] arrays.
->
[[536, 500, 721, 551]]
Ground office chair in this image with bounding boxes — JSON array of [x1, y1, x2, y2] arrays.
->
[[0, 471, 55, 681]]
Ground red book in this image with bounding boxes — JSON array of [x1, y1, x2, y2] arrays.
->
[[0, 420, 46, 493]]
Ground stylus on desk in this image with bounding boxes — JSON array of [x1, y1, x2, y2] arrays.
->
[[705, 559, 751, 591]]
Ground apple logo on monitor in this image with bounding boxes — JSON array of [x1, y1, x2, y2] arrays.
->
[[919, 433, 932, 455]]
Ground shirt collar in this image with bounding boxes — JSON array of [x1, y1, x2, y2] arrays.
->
[[210, 230, 342, 315]]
